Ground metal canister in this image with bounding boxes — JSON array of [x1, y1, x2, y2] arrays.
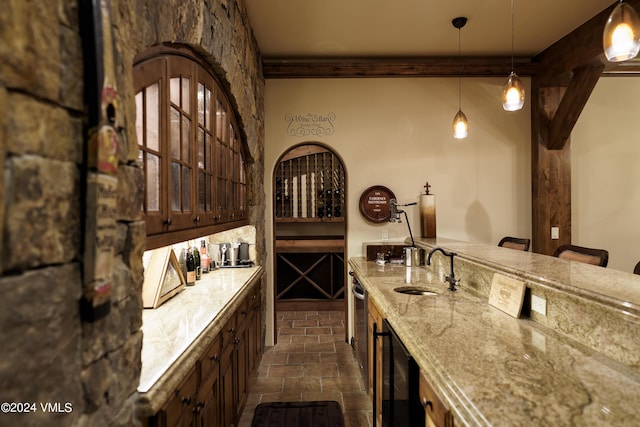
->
[[405, 247, 424, 267]]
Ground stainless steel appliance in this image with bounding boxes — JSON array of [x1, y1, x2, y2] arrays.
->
[[350, 271, 368, 389]]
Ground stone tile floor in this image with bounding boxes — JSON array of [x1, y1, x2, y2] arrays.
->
[[238, 310, 373, 427]]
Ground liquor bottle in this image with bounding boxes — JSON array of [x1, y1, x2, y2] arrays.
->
[[200, 240, 210, 273], [186, 249, 196, 286], [192, 246, 201, 280]]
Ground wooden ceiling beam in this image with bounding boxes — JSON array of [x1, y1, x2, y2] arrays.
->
[[262, 57, 537, 78], [535, 0, 640, 85]]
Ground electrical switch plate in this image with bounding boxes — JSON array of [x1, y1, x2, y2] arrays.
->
[[381, 229, 389, 241], [551, 227, 559, 240], [531, 294, 547, 316]]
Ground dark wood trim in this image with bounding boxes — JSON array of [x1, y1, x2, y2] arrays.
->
[[262, 57, 537, 79], [275, 239, 345, 253], [145, 219, 249, 250], [545, 61, 605, 150]]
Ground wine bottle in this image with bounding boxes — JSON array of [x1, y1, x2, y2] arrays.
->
[[192, 246, 201, 280], [200, 240, 210, 273], [186, 249, 196, 286], [179, 248, 188, 283]]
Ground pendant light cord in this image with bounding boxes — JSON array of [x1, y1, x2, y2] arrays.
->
[[510, 0, 515, 72], [458, 26, 462, 109]]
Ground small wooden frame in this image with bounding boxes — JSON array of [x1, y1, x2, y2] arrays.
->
[[488, 273, 526, 318], [142, 247, 186, 308], [358, 185, 396, 223]]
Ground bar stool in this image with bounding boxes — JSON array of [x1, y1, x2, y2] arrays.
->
[[498, 236, 531, 251], [553, 244, 608, 267]]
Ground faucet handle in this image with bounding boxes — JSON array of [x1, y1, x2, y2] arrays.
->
[[445, 275, 460, 291]]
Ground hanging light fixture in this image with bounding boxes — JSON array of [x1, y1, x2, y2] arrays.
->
[[603, 0, 640, 62], [502, 0, 525, 111], [452, 17, 469, 139]]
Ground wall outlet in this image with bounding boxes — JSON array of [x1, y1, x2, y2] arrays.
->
[[381, 229, 389, 241], [551, 227, 559, 240], [531, 294, 547, 316]]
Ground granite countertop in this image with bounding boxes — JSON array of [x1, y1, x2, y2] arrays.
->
[[136, 265, 263, 416], [412, 237, 640, 313], [349, 256, 640, 426]]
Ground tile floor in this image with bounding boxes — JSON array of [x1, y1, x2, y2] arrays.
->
[[237, 310, 373, 427]]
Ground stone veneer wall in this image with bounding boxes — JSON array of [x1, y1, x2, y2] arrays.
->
[[0, 1, 264, 426]]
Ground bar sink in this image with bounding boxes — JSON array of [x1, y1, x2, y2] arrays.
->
[[393, 286, 438, 296]]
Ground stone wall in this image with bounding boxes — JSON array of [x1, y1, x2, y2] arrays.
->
[[0, 0, 264, 426]]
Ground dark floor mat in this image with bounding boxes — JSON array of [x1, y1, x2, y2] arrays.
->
[[251, 400, 345, 427]]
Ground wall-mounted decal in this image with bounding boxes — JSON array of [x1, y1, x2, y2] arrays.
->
[[285, 113, 336, 136]]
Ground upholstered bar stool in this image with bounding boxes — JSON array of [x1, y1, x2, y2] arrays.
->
[[498, 236, 531, 251], [553, 244, 609, 267]]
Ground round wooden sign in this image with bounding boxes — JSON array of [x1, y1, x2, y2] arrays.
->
[[359, 185, 396, 223]]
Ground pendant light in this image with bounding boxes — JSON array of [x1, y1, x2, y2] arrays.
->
[[452, 17, 468, 139], [502, 0, 525, 111], [604, 0, 640, 62]]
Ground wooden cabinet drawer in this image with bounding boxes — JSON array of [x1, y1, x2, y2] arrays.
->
[[200, 333, 222, 381], [420, 371, 451, 427], [164, 365, 197, 427], [237, 293, 251, 326], [221, 313, 237, 349]]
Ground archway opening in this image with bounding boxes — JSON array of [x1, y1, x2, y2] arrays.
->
[[272, 143, 347, 318]]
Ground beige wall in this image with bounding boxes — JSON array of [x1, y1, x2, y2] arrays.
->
[[263, 77, 532, 343], [572, 77, 640, 273]]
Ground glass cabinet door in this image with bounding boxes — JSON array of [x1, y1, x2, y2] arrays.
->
[[166, 58, 196, 230], [134, 57, 166, 235]]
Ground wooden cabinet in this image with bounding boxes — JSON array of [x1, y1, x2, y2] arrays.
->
[[367, 297, 383, 427], [419, 371, 453, 427], [196, 334, 221, 427], [144, 279, 263, 427], [134, 48, 249, 249], [153, 366, 197, 427], [219, 335, 235, 427]]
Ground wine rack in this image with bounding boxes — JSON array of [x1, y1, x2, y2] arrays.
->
[[275, 146, 345, 222]]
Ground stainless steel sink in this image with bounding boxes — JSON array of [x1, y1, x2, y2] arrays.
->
[[393, 286, 438, 296]]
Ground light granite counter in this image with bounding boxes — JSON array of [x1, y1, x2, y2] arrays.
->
[[136, 265, 263, 416], [349, 237, 640, 426]]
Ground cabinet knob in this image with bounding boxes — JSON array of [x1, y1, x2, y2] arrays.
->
[[194, 216, 200, 222], [422, 398, 433, 410], [181, 396, 192, 405], [210, 353, 218, 362], [164, 218, 172, 225]]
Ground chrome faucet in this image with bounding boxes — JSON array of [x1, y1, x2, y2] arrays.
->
[[426, 247, 460, 291]]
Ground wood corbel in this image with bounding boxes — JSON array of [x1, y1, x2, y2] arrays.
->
[[544, 61, 605, 150]]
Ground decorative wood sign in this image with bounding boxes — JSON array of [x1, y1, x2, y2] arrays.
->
[[488, 273, 527, 318], [359, 185, 396, 223]]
